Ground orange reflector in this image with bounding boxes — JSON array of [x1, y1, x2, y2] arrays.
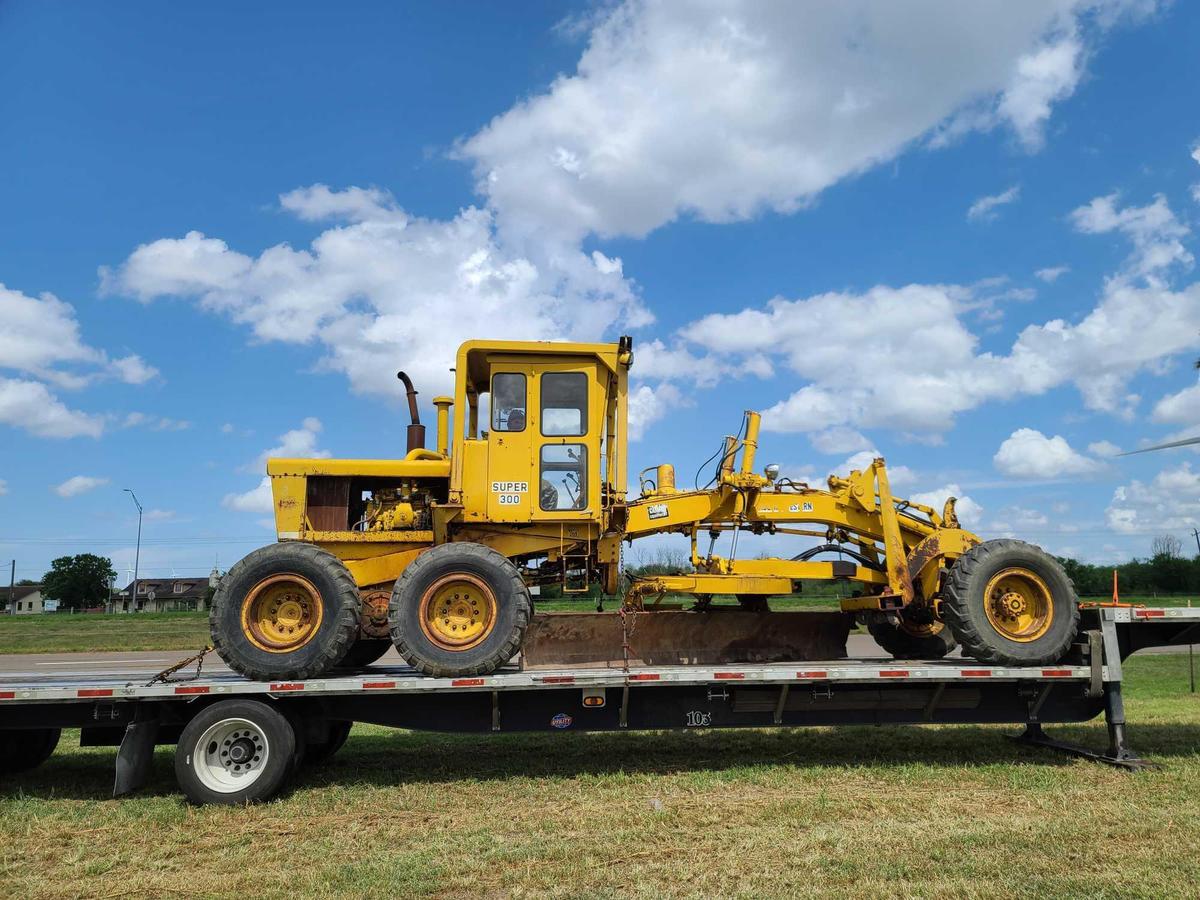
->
[[961, 670, 991, 677], [269, 683, 304, 692], [1041, 668, 1073, 677], [880, 670, 909, 678], [451, 678, 485, 687], [174, 685, 210, 695]]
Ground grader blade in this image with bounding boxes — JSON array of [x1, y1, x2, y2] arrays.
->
[[521, 610, 851, 670]]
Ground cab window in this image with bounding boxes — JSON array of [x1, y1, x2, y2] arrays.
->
[[540, 445, 586, 510], [491, 373, 526, 432], [541, 372, 587, 436]]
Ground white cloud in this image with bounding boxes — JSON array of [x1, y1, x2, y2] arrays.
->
[[967, 185, 1020, 222], [993, 428, 1103, 478], [1106, 462, 1200, 533], [0, 378, 104, 438], [809, 426, 872, 455], [109, 355, 159, 385], [223, 476, 274, 514], [224, 418, 330, 512], [684, 196, 1200, 437], [220, 422, 235, 434], [103, 204, 648, 401], [54, 475, 109, 498], [1152, 382, 1200, 424], [121, 412, 191, 431], [627, 383, 682, 442], [1035, 265, 1070, 282], [909, 484, 983, 529], [1069, 193, 1192, 284], [1087, 439, 1122, 457], [463, 2, 1138, 243]]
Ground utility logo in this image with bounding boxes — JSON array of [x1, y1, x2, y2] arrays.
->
[[550, 713, 573, 729]]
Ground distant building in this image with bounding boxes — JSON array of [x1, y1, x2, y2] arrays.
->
[[110, 567, 222, 613], [4, 584, 45, 615]]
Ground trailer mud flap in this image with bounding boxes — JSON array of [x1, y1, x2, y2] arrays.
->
[[114, 720, 159, 798], [522, 610, 852, 668]]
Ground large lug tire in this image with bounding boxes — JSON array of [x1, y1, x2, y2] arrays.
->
[[175, 700, 296, 805], [866, 613, 956, 660], [735, 594, 771, 613], [339, 638, 392, 669], [0, 728, 61, 774], [210, 543, 360, 681], [941, 539, 1080, 666], [389, 542, 532, 677]]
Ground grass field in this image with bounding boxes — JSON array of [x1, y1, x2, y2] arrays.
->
[[1, 653, 1199, 898], [2, 594, 1193, 655]]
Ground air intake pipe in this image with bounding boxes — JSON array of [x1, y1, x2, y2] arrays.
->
[[396, 371, 426, 452]]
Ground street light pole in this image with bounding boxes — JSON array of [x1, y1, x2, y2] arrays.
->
[[124, 489, 143, 610]]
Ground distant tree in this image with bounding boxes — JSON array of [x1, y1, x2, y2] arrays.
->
[[16, 579, 37, 586], [41, 554, 117, 610], [1152, 534, 1183, 559]]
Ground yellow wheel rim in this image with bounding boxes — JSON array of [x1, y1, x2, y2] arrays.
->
[[241, 573, 324, 653], [983, 567, 1054, 643], [418, 574, 497, 651]]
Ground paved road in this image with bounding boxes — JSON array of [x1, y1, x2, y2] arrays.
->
[[0, 633, 1191, 679]]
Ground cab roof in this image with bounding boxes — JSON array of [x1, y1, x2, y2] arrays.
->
[[456, 339, 626, 389]]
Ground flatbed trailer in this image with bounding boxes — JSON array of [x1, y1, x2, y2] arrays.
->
[[1, 607, 1197, 805]]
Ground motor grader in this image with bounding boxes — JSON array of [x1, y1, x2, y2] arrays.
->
[[210, 336, 1080, 680]]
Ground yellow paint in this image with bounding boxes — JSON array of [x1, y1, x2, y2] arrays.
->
[[255, 335, 988, 633], [983, 567, 1055, 642], [240, 574, 323, 653]]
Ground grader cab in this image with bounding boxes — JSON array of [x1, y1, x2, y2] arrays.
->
[[210, 337, 1081, 682]]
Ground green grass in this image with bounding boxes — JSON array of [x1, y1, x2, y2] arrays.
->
[[0, 612, 211, 654], [2, 654, 1200, 898]]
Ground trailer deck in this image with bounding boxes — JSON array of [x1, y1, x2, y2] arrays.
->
[[1, 607, 1197, 804]]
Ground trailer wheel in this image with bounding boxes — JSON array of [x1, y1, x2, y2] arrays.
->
[[176, 700, 295, 805], [338, 638, 391, 669], [941, 539, 1079, 666], [389, 542, 531, 677], [301, 720, 352, 766], [210, 543, 360, 681], [0, 728, 61, 774], [866, 613, 956, 659]]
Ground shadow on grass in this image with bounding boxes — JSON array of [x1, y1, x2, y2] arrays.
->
[[4, 720, 1199, 802]]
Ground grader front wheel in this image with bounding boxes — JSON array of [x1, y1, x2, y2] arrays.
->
[[941, 539, 1079, 666], [867, 613, 956, 660]]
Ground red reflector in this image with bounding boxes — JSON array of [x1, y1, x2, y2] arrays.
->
[[1041, 668, 1073, 678], [1135, 609, 1165, 618], [714, 672, 745, 680], [363, 681, 397, 690], [961, 670, 991, 677], [628, 673, 660, 681], [880, 670, 909, 678], [269, 683, 304, 692], [451, 678, 485, 687], [796, 670, 828, 679], [0, 691, 14, 699], [174, 685, 210, 695], [539, 676, 575, 684], [79, 688, 113, 698]]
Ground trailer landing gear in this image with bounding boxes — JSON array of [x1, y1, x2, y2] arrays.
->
[[1009, 682, 1156, 771]]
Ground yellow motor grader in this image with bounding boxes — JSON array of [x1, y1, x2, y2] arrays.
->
[[210, 337, 1080, 680]]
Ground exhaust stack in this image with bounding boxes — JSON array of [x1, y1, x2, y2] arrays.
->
[[396, 371, 426, 452]]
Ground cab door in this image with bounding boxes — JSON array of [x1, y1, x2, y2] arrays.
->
[[486, 370, 535, 522], [532, 368, 597, 523]]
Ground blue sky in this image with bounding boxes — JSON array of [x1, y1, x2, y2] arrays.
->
[[2, 1, 1199, 585]]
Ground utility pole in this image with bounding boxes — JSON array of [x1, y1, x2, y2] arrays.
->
[[7, 560, 13, 616], [1192, 528, 1200, 558], [124, 489, 143, 611]]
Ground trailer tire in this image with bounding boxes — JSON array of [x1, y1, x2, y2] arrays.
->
[[176, 700, 295, 805], [210, 543, 360, 681], [301, 720, 352, 766], [338, 638, 391, 669], [389, 542, 531, 677], [866, 614, 956, 659], [942, 539, 1079, 666], [0, 728, 60, 774]]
